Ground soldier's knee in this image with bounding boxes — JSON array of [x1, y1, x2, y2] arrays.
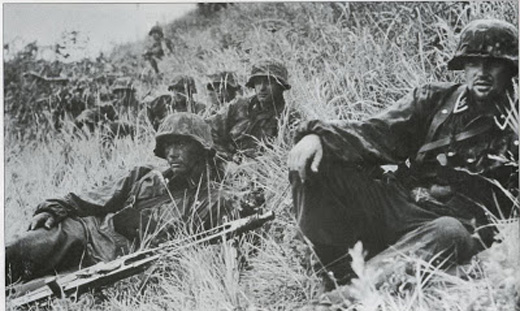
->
[[429, 216, 476, 261], [430, 217, 468, 241]]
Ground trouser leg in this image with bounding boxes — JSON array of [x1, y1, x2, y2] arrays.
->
[[367, 216, 478, 277], [290, 163, 389, 285], [149, 58, 160, 74], [5, 218, 87, 284]]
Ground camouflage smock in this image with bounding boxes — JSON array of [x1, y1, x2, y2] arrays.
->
[[295, 82, 518, 244], [209, 95, 300, 157], [34, 165, 232, 263]]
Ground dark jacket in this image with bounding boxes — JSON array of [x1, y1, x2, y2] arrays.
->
[[35, 165, 232, 253], [209, 94, 300, 157], [296, 83, 518, 240]]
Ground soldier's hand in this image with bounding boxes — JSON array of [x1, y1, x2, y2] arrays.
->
[[29, 212, 56, 230], [288, 134, 323, 182]]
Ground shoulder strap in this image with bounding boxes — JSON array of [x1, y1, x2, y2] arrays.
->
[[416, 122, 493, 154], [415, 85, 466, 162]]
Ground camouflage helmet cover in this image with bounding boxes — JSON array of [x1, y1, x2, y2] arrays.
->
[[149, 25, 164, 37], [448, 19, 518, 71], [207, 71, 240, 90], [168, 74, 197, 94], [245, 60, 291, 90], [154, 112, 214, 159], [111, 77, 135, 92]]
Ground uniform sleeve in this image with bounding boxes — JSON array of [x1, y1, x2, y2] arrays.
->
[[207, 102, 237, 157], [295, 86, 440, 165], [35, 166, 154, 222]]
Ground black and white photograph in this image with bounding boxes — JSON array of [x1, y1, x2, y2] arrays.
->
[[3, 2, 519, 310]]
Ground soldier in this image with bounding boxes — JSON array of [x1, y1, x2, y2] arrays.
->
[[209, 60, 297, 159], [206, 71, 242, 112], [111, 77, 139, 119], [143, 25, 174, 74], [168, 74, 206, 114], [74, 103, 117, 133], [288, 19, 518, 305], [74, 77, 139, 140], [52, 85, 87, 131], [6, 113, 233, 284], [145, 75, 206, 131]]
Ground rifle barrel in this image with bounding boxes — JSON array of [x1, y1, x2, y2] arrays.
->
[[6, 211, 275, 308]]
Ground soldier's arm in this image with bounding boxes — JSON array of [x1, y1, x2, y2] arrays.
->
[[207, 103, 236, 157], [33, 166, 154, 225], [294, 84, 447, 166]]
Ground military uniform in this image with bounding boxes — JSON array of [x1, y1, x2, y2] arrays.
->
[[143, 25, 174, 74], [74, 103, 118, 133], [206, 71, 243, 112], [143, 75, 205, 131], [111, 77, 139, 118], [291, 19, 519, 287], [210, 95, 296, 157], [6, 114, 232, 283], [209, 61, 299, 158]]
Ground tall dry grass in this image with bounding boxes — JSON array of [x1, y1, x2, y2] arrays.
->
[[5, 2, 519, 310]]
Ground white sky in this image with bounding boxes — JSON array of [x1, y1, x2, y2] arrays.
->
[[3, 3, 196, 61]]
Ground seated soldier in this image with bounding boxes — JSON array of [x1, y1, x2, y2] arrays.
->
[[6, 113, 233, 284], [75, 77, 140, 141], [288, 19, 518, 306], [206, 71, 242, 113], [143, 75, 206, 131], [209, 60, 299, 159], [52, 83, 87, 131], [74, 103, 118, 133], [111, 77, 139, 119], [143, 25, 174, 74], [167, 75, 206, 114]]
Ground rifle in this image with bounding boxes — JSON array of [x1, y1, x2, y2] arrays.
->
[[6, 211, 275, 308]]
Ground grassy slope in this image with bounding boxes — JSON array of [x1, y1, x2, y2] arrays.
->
[[5, 2, 519, 310]]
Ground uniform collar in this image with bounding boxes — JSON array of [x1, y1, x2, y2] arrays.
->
[[249, 95, 285, 116], [457, 86, 516, 131]]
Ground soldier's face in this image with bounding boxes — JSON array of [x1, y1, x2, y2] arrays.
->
[[163, 137, 205, 177], [464, 58, 513, 102], [151, 32, 161, 41], [253, 76, 284, 105], [171, 90, 188, 107]]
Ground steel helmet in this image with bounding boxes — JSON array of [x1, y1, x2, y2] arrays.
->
[[149, 25, 164, 38], [448, 19, 518, 72], [168, 75, 197, 94], [207, 71, 240, 90], [111, 77, 135, 93], [154, 113, 214, 159], [245, 60, 291, 90]]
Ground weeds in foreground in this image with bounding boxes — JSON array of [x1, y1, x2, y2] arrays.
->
[[4, 1, 519, 310]]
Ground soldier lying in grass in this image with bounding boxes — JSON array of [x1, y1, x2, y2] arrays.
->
[[6, 113, 233, 284], [288, 19, 518, 307], [143, 75, 206, 132]]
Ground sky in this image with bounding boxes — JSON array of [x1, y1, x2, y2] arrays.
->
[[3, 3, 196, 61]]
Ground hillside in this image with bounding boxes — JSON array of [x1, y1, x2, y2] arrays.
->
[[4, 2, 519, 311]]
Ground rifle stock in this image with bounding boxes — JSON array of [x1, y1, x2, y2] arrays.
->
[[6, 211, 275, 308]]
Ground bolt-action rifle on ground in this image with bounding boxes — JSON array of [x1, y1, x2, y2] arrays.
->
[[6, 211, 275, 308]]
